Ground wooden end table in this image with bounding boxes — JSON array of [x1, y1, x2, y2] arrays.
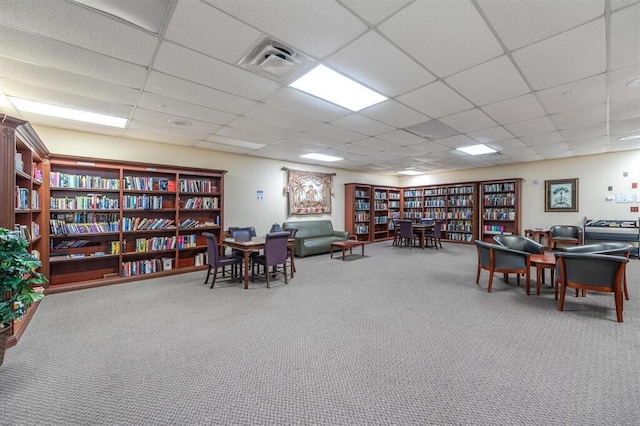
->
[[330, 240, 365, 260], [529, 253, 556, 296]]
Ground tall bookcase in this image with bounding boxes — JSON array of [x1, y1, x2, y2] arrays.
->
[[46, 156, 226, 293], [479, 179, 522, 242], [402, 188, 423, 222], [445, 183, 477, 243], [344, 183, 371, 241], [1, 117, 49, 347], [372, 187, 399, 242]]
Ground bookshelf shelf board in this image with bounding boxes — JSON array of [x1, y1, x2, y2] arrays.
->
[[51, 231, 121, 238], [49, 254, 120, 263], [123, 208, 175, 212], [178, 226, 218, 232], [123, 189, 177, 194], [50, 208, 120, 213], [16, 170, 31, 179], [50, 187, 121, 193], [179, 208, 219, 212], [178, 245, 207, 251], [178, 191, 221, 196], [122, 249, 176, 256], [15, 209, 31, 213], [123, 228, 176, 234]]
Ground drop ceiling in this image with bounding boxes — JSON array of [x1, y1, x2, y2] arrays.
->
[[1, 0, 639, 175]]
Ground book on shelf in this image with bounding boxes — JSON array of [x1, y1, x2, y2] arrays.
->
[[15, 152, 23, 172]]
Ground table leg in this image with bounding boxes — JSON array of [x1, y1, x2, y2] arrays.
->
[[536, 265, 542, 295], [342, 246, 346, 260], [361, 244, 365, 257], [289, 251, 295, 278], [243, 251, 250, 289]]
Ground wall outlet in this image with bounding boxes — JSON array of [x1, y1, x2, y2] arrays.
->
[[631, 206, 639, 212]]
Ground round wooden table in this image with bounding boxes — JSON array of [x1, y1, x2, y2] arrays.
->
[[529, 253, 556, 296]]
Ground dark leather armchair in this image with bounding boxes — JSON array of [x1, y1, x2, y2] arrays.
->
[[555, 252, 629, 322], [493, 234, 544, 254], [203, 232, 243, 289], [475, 240, 531, 293], [251, 231, 290, 288], [549, 225, 583, 250]]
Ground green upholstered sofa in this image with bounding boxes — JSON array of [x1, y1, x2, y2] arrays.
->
[[281, 220, 349, 257]]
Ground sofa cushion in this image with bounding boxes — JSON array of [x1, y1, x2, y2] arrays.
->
[[282, 220, 334, 239]]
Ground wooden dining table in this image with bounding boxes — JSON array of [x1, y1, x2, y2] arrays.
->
[[413, 223, 435, 249], [222, 237, 295, 289]]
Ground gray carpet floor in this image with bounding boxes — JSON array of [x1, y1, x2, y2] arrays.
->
[[1, 241, 640, 425]]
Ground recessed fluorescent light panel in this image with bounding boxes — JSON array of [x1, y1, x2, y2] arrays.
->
[[618, 134, 640, 141], [289, 64, 387, 111], [398, 170, 424, 175], [456, 144, 496, 155], [9, 97, 128, 128], [300, 153, 343, 162]]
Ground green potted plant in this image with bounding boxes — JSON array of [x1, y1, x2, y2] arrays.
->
[[1, 227, 47, 365]]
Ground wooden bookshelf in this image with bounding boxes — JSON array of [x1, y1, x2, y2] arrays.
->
[[344, 183, 372, 242], [372, 187, 395, 242], [45, 156, 225, 293], [479, 179, 522, 242], [445, 183, 477, 243], [1, 117, 49, 347]]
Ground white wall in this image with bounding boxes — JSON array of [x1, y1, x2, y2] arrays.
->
[[400, 150, 640, 230], [32, 125, 640, 234], [34, 125, 398, 234]]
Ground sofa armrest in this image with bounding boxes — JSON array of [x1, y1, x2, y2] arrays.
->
[[333, 230, 349, 240]]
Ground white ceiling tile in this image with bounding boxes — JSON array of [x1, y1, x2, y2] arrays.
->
[[539, 149, 573, 159], [131, 108, 222, 134], [608, 64, 640, 102], [482, 93, 546, 124], [300, 124, 366, 142], [215, 126, 280, 145], [378, 0, 503, 77], [196, 140, 253, 154], [351, 137, 395, 150], [165, 1, 262, 63], [127, 119, 211, 140], [339, 0, 413, 25], [203, 135, 266, 150], [0, 25, 148, 88], [466, 126, 514, 143], [263, 87, 350, 122], [612, 0, 640, 11], [153, 42, 281, 101], [485, 138, 526, 151], [565, 136, 609, 148], [0, 57, 140, 105], [408, 142, 453, 155], [1, 0, 157, 65], [500, 147, 539, 157], [205, 0, 368, 58], [445, 56, 530, 106], [227, 116, 301, 140], [550, 103, 607, 130], [288, 132, 345, 148], [608, 139, 640, 152], [377, 130, 426, 145], [397, 81, 473, 118], [359, 100, 429, 128], [244, 104, 324, 132], [570, 145, 608, 156], [520, 131, 563, 146], [435, 134, 480, 149], [512, 19, 606, 90], [610, 3, 640, 70], [609, 117, 640, 134], [0, 78, 132, 118], [18, 112, 127, 136], [439, 108, 498, 133], [503, 116, 556, 137], [560, 124, 608, 141], [325, 31, 435, 97], [137, 92, 237, 126], [145, 72, 256, 115], [331, 114, 393, 136], [609, 98, 640, 121], [536, 74, 607, 114], [334, 143, 380, 156], [477, 0, 604, 50], [124, 129, 201, 147]]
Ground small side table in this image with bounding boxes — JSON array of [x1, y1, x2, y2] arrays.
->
[[525, 229, 551, 250], [529, 253, 556, 296]]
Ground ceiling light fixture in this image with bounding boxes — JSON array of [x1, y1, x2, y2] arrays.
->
[[300, 153, 343, 162], [398, 170, 424, 176], [456, 144, 496, 156], [618, 134, 640, 141], [289, 64, 387, 111], [9, 97, 127, 128], [168, 118, 192, 127]]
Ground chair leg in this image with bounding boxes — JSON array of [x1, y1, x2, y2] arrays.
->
[[284, 263, 288, 284], [558, 283, 567, 311], [209, 267, 219, 289], [624, 271, 629, 301], [615, 289, 624, 323], [204, 265, 212, 284], [476, 265, 481, 284], [487, 270, 495, 293]]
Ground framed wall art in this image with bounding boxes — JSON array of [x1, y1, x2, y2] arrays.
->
[[545, 178, 579, 212], [286, 169, 333, 215]]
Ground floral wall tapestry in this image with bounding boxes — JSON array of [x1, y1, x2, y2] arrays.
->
[[287, 169, 333, 215]]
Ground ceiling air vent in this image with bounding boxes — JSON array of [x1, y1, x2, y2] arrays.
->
[[238, 38, 313, 81]]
